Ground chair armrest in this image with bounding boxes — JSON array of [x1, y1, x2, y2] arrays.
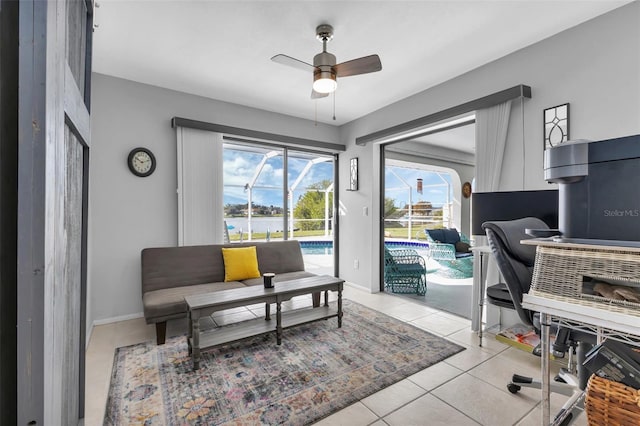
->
[[428, 242, 457, 261], [385, 248, 426, 267]]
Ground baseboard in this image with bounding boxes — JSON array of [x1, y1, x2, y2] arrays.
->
[[344, 281, 370, 292], [86, 312, 145, 349], [93, 311, 145, 326]]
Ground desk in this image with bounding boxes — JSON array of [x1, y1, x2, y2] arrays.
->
[[522, 239, 640, 425]]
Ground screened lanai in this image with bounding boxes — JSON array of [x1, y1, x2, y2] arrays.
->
[[222, 140, 335, 243], [384, 160, 457, 241]]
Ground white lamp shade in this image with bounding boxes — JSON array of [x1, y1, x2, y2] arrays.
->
[[313, 69, 337, 94]]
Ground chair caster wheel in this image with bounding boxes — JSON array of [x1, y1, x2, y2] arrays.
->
[[507, 383, 521, 394]]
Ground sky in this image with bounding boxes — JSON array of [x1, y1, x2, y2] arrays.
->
[[223, 146, 452, 208], [223, 146, 333, 207], [385, 166, 452, 208]]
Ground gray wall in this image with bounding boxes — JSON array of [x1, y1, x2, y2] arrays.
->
[[337, 2, 640, 292], [89, 74, 339, 323]]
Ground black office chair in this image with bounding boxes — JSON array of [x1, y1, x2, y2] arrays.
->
[[482, 218, 594, 408]]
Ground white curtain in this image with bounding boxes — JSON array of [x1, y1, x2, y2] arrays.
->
[[473, 100, 513, 330], [475, 100, 513, 192], [176, 127, 224, 246]]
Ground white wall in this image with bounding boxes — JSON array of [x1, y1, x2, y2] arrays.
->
[[337, 3, 640, 292], [89, 74, 340, 324]]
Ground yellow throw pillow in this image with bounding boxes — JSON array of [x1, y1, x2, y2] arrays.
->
[[221, 246, 261, 282]]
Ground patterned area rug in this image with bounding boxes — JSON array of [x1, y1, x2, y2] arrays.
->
[[104, 299, 464, 425]]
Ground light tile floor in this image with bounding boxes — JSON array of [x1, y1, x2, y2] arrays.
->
[[84, 284, 587, 426]]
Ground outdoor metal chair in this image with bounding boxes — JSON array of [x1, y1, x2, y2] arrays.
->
[[384, 247, 427, 295], [424, 228, 473, 278]]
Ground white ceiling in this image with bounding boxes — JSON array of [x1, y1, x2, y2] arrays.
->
[[93, 1, 628, 126], [413, 123, 477, 154]]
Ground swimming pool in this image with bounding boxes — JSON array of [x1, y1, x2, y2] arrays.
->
[[300, 241, 333, 255], [385, 241, 431, 259], [299, 240, 429, 255]]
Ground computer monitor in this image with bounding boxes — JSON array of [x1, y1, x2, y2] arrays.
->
[[471, 190, 559, 236]]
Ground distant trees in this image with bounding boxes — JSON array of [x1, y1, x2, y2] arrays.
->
[[224, 203, 283, 217], [294, 180, 333, 231], [384, 197, 398, 217]]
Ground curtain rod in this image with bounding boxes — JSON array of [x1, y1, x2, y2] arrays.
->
[[356, 84, 531, 146], [171, 117, 345, 152]]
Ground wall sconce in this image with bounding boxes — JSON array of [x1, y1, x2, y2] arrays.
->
[[347, 157, 358, 191]]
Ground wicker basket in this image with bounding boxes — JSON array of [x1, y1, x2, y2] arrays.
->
[[585, 374, 640, 425], [529, 245, 640, 317]]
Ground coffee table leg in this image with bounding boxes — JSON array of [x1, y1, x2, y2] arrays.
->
[[337, 288, 343, 328], [324, 290, 329, 306], [265, 302, 271, 320], [276, 301, 282, 345], [187, 311, 193, 355], [192, 315, 201, 370]]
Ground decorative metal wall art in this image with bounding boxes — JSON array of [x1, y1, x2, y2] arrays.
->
[[348, 157, 358, 191], [543, 103, 570, 149]]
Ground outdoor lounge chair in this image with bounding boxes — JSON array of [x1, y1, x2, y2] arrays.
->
[[384, 247, 427, 296], [424, 228, 473, 278]]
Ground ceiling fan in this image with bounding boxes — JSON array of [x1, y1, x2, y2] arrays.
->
[[271, 24, 382, 99]]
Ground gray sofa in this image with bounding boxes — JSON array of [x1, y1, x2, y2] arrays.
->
[[141, 240, 318, 344]]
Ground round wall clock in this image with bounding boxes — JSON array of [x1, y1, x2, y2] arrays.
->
[[462, 182, 472, 199], [127, 147, 156, 177]]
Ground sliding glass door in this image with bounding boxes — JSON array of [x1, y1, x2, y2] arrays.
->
[[222, 141, 336, 275], [222, 142, 286, 242]]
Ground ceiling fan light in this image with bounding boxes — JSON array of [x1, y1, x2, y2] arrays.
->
[[313, 70, 337, 94]]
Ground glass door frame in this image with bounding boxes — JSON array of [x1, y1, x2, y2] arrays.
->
[[222, 136, 339, 277]]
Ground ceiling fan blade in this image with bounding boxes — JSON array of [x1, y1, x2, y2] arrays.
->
[[334, 54, 382, 77], [311, 89, 329, 99], [271, 54, 315, 72]]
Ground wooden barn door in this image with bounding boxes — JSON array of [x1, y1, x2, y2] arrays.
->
[[15, 0, 93, 423]]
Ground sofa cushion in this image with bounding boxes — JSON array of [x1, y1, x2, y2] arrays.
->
[[255, 240, 306, 274], [141, 240, 307, 294], [143, 281, 245, 321], [426, 228, 461, 245], [221, 246, 261, 282], [141, 245, 227, 293], [441, 228, 461, 244], [426, 228, 444, 243], [241, 270, 317, 287]]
